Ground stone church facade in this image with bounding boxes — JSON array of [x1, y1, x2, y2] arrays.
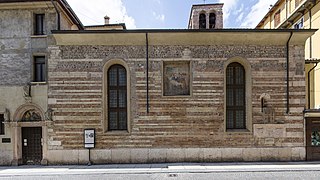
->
[[0, 1, 316, 165]]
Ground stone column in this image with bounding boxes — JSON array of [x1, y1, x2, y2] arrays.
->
[[41, 122, 50, 165], [11, 122, 22, 166]]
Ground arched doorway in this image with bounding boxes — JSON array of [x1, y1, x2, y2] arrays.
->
[[11, 103, 48, 165], [20, 109, 43, 164]]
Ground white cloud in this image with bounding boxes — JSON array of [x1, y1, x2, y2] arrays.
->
[[240, 0, 277, 28], [153, 0, 161, 5], [236, 12, 244, 23], [233, 3, 243, 16], [152, 12, 165, 22], [218, 0, 239, 24], [67, 0, 136, 29], [233, 3, 244, 23]]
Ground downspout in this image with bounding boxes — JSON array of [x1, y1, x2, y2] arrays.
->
[[286, 32, 293, 114], [308, 63, 318, 109], [309, 9, 312, 58], [146, 33, 149, 113], [286, 0, 288, 19], [51, 0, 61, 30]]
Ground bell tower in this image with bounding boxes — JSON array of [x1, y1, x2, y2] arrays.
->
[[188, 3, 224, 29]]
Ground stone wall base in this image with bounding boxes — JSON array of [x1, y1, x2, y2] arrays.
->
[[0, 150, 13, 166], [45, 147, 306, 165]]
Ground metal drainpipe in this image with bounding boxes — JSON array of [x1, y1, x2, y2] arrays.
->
[[51, 0, 61, 30], [286, 0, 288, 19], [308, 63, 318, 109], [146, 33, 149, 113], [309, 9, 312, 58], [286, 32, 293, 114]]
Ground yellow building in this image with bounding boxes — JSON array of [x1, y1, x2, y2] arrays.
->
[[257, 0, 320, 160], [257, 0, 320, 110]]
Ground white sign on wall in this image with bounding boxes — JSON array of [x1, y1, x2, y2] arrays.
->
[[84, 129, 95, 149]]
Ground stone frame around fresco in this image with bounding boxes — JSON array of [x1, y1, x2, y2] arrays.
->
[[163, 61, 191, 96]]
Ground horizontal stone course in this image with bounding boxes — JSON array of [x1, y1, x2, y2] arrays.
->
[[59, 45, 286, 60], [46, 43, 306, 162], [46, 147, 305, 164]]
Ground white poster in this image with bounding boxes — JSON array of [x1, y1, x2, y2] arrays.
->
[[84, 129, 95, 148]]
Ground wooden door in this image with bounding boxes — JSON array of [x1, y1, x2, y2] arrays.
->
[[306, 118, 320, 161], [22, 127, 42, 165]]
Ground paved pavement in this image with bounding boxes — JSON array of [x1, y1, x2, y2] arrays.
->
[[0, 162, 320, 179]]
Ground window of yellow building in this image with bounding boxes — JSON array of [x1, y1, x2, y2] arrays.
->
[[274, 10, 281, 27], [294, 17, 304, 29]]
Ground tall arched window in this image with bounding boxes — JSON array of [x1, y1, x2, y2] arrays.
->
[[226, 62, 246, 129], [108, 65, 127, 130], [209, 13, 216, 29], [199, 13, 206, 29]]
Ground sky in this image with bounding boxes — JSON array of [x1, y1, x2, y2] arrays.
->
[[67, 0, 278, 29]]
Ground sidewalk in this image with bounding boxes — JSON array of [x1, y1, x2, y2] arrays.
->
[[1, 161, 320, 176]]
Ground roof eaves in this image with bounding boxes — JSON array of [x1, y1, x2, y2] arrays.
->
[[52, 28, 317, 34], [85, 23, 126, 29], [58, 0, 84, 30], [305, 58, 320, 64], [256, 0, 282, 28], [0, 0, 84, 30], [0, 0, 45, 2], [85, 23, 126, 28]]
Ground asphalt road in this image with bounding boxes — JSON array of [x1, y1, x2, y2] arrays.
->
[[1, 162, 320, 180]]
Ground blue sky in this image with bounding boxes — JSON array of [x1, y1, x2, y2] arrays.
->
[[67, 0, 278, 29]]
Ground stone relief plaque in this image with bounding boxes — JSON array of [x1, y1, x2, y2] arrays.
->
[[163, 61, 190, 96], [21, 109, 41, 122]]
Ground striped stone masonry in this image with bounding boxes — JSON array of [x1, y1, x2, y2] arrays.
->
[[47, 44, 306, 163]]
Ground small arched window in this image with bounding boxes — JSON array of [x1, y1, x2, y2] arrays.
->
[[107, 65, 127, 131], [226, 62, 246, 129], [199, 13, 206, 29], [209, 13, 216, 29]]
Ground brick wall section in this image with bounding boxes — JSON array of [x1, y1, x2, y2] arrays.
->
[[47, 44, 305, 150]]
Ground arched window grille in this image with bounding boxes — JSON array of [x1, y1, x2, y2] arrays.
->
[[107, 65, 127, 130], [226, 62, 246, 129]]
